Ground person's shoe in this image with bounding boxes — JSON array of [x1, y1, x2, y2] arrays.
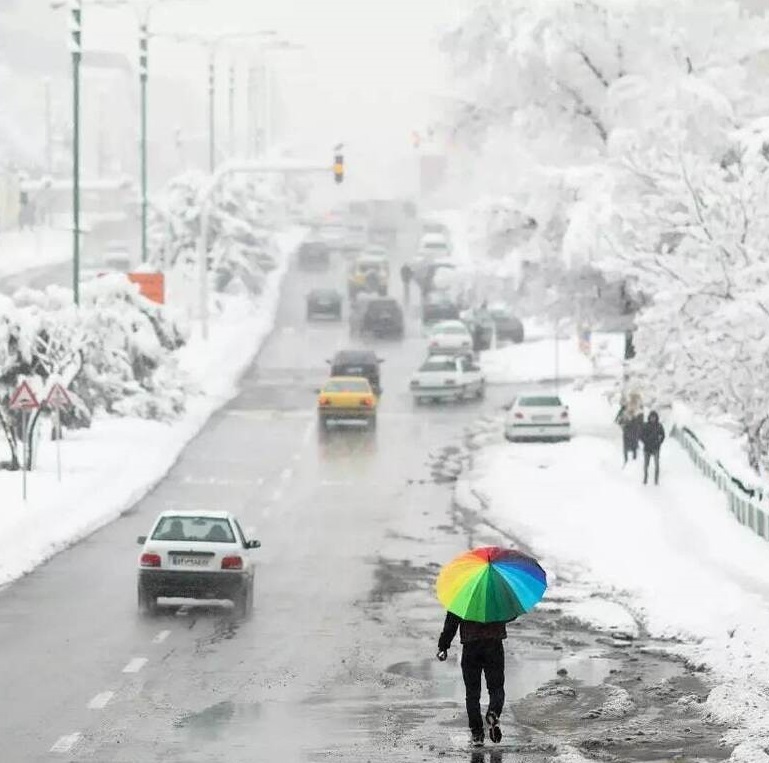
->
[[485, 711, 502, 744], [470, 729, 484, 748]]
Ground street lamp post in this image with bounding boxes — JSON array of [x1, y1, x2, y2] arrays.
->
[[71, 0, 82, 305]]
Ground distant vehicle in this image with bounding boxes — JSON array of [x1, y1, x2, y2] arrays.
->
[[417, 232, 452, 259], [428, 320, 473, 354], [422, 291, 460, 324], [350, 295, 404, 338], [504, 395, 571, 442], [317, 376, 377, 429], [297, 241, 331, 271], [347, 254, 389, 299], [136, 510, 261, 617], [104, 240, 132, 272], [422, 220, 450, 238], [328, 349, 383, 396], [489, 304, 525, 343], [368, 225, 397, 249], [410, 353, 485, 404], [306, 288, 342, 321]]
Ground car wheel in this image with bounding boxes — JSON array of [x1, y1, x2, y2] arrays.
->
[[368, 415, 377, 431], [138, 583, 157, 616]]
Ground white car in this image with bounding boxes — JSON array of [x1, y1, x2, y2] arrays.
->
[[428, 320, 473, 354], [504, 395, 571, 442], [418, 232, 452, 259], [410, 354, 485, 403], [136, 510, 261, 617]]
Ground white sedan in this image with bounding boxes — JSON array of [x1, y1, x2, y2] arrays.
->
[[428, 320, 473, 354], [136, 510, 261, 617], [418, 232, 452, 259], [504, 395, 571, 442], [410, 354, 485, 403]]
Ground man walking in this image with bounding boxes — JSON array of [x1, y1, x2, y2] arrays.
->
[[437, 612, 507, 747], [641, 410, 665, 485], [615, 394, 643, 465]]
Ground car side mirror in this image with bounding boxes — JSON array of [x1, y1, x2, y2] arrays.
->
[[137, 535, 147, 545], [247, 540, 261, 549]]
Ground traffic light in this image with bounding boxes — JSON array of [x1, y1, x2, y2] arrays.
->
[[333, 146, 344, 184]]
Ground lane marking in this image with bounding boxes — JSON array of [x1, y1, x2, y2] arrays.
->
[[301, 421, 315, 446], [280, 467, 293, 483], [270, 488, 283, 502], [50, 733, 82, 753], [88, 691, 114, 710], [122, 657, 148, 674], [263, 505, 272, 518], [292, 453, 301, 463], [152, 630, 171, 644], [256, 476, 265, 486]]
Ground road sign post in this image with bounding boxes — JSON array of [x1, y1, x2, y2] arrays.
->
[[45, 383, 73, 484], [9, 380, 40, 502]]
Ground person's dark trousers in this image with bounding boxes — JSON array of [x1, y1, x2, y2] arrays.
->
[[461, 639, 505, 733], [643, 450, 660, 485]]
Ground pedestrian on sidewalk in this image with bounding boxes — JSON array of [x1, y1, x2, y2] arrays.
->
[[400, 262, 413, 305], [641, 410, 666, 485], [615, 393, 643, 465], [437, 612, 507, 748]]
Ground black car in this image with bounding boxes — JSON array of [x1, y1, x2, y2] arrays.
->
[[328, 349, 383, 395], [306, 288, 342, 320], [422, 292, 460, 324], [350, 296, 404, 338], [489, 306, 525, 343], [297, 241, 331, 271]]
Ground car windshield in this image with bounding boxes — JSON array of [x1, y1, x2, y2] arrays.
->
[[419, 359, 456, 372], [367, 302, 399, 317], [151, 516, 236, 543], [518, 396, 562, 407], [325, 379, 371, 393]]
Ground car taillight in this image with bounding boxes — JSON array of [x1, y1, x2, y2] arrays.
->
[[319, 397, 331, 406], [221, 556, 243, 570], [561, 410, 569, 419], [430, 340, 438, 347], [360, 397, 374, 407], [514, 412, 524, 420], [140, 552, 161, 568]]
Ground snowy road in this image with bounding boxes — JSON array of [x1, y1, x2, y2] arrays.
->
[[0, 251, 731, 762]]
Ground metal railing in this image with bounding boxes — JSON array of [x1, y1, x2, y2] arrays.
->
[[672, 425, 769, 541]]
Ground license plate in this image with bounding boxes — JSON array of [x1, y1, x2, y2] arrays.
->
[[532, 415, 552, 422], [171, 556, 210, 567]]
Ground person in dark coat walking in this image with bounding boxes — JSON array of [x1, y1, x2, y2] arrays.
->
[[615, 398, 643, 465], [641, 410, 665, 485], [437, 613, 508, 747], [400, 263, 413, 304]]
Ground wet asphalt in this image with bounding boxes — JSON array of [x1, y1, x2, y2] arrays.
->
[[0, 240, 730, 762]]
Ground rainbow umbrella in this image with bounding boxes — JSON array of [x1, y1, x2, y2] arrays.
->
[[436, 546, 547, 623]]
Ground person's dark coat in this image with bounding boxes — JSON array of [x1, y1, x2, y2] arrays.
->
[[438, 612, 507, 652], [641, 412, 665, 453], [400, 264, 412, 284]]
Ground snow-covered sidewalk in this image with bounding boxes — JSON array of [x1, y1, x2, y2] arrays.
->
[[0, 228, 303, 586], [0, 228, 71, 278], [457, 387, 769, 757]]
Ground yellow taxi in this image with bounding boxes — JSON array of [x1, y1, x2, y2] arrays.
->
[[317, 376, 377, 430]]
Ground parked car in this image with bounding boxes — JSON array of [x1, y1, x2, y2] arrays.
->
[[504, 395, 571, 442], [421, 291, 460, 324], [347, 254, 389, 299], [297, 241, 331, 271], [306, 288, 343, 321], [428, 320, 473, 355], [350, 295, 404, 338], [410, 353, 485, 404], [417, 232, 452, 259], [136, 511, 261, 617], [489, 304, 525, 343], [328, 349, 383, 395], [317, 376, 377, 429]]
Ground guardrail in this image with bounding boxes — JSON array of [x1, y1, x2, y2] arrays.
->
[[672, 425, 769, 541]]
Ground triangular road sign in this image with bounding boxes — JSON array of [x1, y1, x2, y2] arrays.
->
[[45, 383, 72, 409], [9, 380, 40, 411]]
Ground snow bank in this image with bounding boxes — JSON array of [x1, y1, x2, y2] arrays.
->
[[0, 228, 71, 277], [480, 331, 625, 385], [0, 228, 303, 586], [458, 386, 769, 747]]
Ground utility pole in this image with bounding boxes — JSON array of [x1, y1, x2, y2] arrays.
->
[[140, 21, 149, 262], [208, 50, 216, 172], [228, 62, 236, 157], [71, 0, 82, 305], [44, 77, 53, 176]]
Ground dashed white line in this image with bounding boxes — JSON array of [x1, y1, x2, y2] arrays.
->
[[88, 691, 114, 710], [301, 421, 314, 446], [50, 733, 82, 753], [152, 629, 171, 644], [292, 453, 301, 463], [256, 476, 265, 486], [263, 505, 273, 518], [270, 488, 283, 502], [280, 467, 293, 483], [122, 657, 148, 674]]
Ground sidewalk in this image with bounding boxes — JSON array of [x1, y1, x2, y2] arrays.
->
[[457, 387, 769, 755], [0, 228, 71, 278]]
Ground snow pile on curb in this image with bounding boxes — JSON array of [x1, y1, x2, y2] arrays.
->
[[0, 228, 303, 586], [456, 386, 769, 750]]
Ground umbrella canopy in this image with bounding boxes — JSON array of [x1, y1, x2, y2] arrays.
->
[[436, 546, 547, 623]]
